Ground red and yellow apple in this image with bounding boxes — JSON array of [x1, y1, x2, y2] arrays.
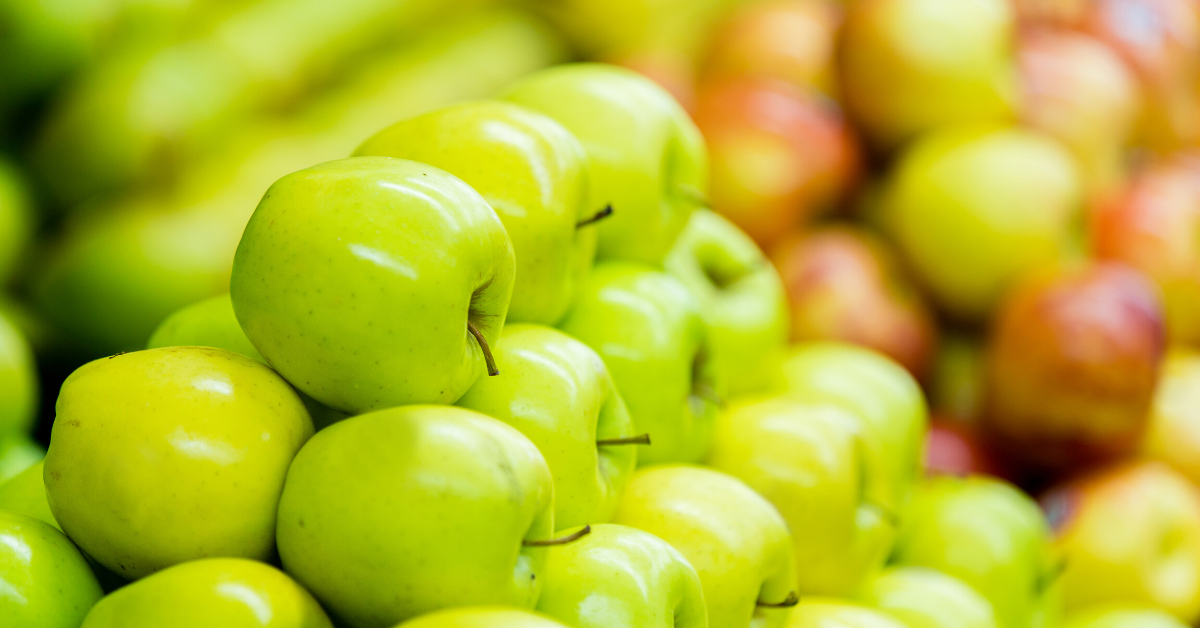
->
[[1140, 349, 1200, 485], [701, 0, 841, 94]]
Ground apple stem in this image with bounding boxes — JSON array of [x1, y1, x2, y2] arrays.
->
[[523, 525, 591, 547], [693, 383, 724, 407], [757, 592, 800, 608], [596, 433, 651, 446], [467, 321, 499, 376], [576, 205, 614, 228]]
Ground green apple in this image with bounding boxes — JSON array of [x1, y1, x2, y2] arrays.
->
[[0, 305, 38, 439], [0, 460, 57, 528], [231, 156, 514, 413], [1141, 349, 1200, 485], [892, 475, 1060, 628], [558, 261, 721, 465], [502, 63, 707, 265], [862, 566, 999, 628], [664, 208, 788, 397], [0, 158, 33, 285], [276, 405, 562, 627], [706, 395, 894, 597], [0, 434, 44, 483], [79, 558, 332, 628], [397, 608, 571, 628], [789, 599, 910, 628], [0, 510, 102, 628], [44, 346, 314, 579], [535, 523, 706, 628], [1063, 605, 1189, 628], [456, 324, 637, 530], [355, 100, 597, 326], [613, 464, 798, 628]]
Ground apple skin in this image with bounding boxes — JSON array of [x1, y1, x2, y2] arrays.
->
[[701, 0, 841, 94], [880, 125, 1082, 320], [1042, 461, 1200, 622], [397, 607, 571, 628], [788, 599, 909, 628], [0, 433, 44, 483], [558, 261, 722, 466], [535, 523, 707, 628], [1141, 349, 1200, 484], [0, 511, 103, 628], [0, 460, 57, 529], [770, 226, 937, 378], [275, 405, 555, 628], [354, 101, 595, 326], [691, 78, 860, 248], [0, 304, 38, 440], [230, 156, 515, 413], [862, 566, 999, 628], [664, 208, 789, 397], [924, 417, 1003, 479], [456, 324, 637, 530], [44, 346, 314, 580], [981, 263, 1166, 472], [613, 464, 798, 628], [706, 395, 894, 597], [1062, 605, 1189, 628], [502, 63, 707, 265], [78, 558, 331, 628]]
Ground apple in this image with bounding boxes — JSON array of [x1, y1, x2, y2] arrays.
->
[[770, 226, 937, 378], [706, 395, 895, 597], [44, 346, 314, 579], [612, 48, 698, 111], [78, 558, 332, 628], [700, 0, 841, 94], [837, 0, 1017, 152], [502, 63, 707, 265], [0, 434, 44, 484], [928, 333, 985, 422], [535, 523, 707, 628], [397, 608, 571, 628], [0, 304, 38, 440], [981, 263, 1166, 472], [664, 208, 789, 397], [230, 156, 514, 413], [613, 464, 798, 628], [1063, 605, 1189, 628], [862, 566, 1000, 628], [354, 101, 597, 326], [924, 417, 1003, 478], [0, 158, 32, 285], [1042, 461, 1200, 622], [0, 511, 102, 628], [0, 460, 57, 529], [880, 125, 1082, 320], [276, 405, 561, 627], [1141, 349, 1200, 484], [788, 599, 909, 628], [691, 77, 859, 248], [1009, 0, 1086, 25], [456, 324, 638, 530]]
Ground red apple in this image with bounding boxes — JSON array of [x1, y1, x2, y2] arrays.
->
[[701, 0, 841, 94], [1009, 0, 1087, 25], [613, 48, 697, 111], [770, 226, 937, 377], [982, 263, 1166, 473], [925, 416, 1005, 478]]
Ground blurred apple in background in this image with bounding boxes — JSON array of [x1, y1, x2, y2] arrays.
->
[[924, 417, 1004, 478], [789, 599, 909, 628], [1009, 0, 1086, 25], [693, 78, 859, 248], [1062, 604, 1190, 628], [0, 159, 33, 287], [928, 333, 986, 422], [1140, 349, 1200, 486], [982, 263, 1166, 474], [1042, 461, 1200, 623], [862, 566, 1000, 628]]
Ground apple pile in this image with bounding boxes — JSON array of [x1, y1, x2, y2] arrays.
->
[[1, 0, 1200, 628]]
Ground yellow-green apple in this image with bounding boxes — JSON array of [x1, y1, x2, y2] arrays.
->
[[1063, 604, 1190, 628], [788, 599, 909, 628], [502, 63, 707, 265], [892, 475, 1061, 628], [230, 157, 514, 412], [0, 460, 56, 528], [354, 101, 597, 326], [397, 607, 571, 628], [838, 0, 1017, 151], [664, 208, 789, 397], [558, 262, 721, 465], [78, 558, 332, 628], [0, 511, 102, 628], [0, 434, 42, 487], [706, 395, 894, 596], [770, 226, 937, 378], [44, 346, 314, 579], [276, 405, 561, 627], [700, 0, 841, 94], [0, 305, 38, 440], [0, 158, 32, 285], [982, 263, 1166, 472], [1141, 349, 1200, 484], [613, 464, 798, 628], [1042, 461, 1200, 622], [862, 566, 1000, 628], [880, 125, 1082, 320], [691, 78, 860, 248], [456, 324, 638, 530], [535, 523, 707, 628]]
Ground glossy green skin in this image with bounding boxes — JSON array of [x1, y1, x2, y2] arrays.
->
[[707, 396, 894, 597], [0, 511, 102, 628], [44, 346, 314, 579], [231, 157, 514, 413], [535, 523, 707, 628], [0, 435, 44, 483], [503, 63, 708, 265], [0, 159, 32, 284], [614, 465, 797, 628], [1063, 605, 1188, 628], [80, 558, 332, 628], [789, 599, 910, 628], [892, 476, 1060, 628], [276, 406, 554, 628], [356, 101, 595, 325], [863, 566, 999, 628], [559, 262, 721, 465], [665, 209, 788, 397], [881, 126, 1081, 320], [0, 307, 38, 439], [397, 608, 571, 628], [0, 460, 57, 528], [456, 324, 636, 530]]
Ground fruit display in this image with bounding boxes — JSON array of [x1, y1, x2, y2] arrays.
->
[[2, 0, 1200, 627]]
